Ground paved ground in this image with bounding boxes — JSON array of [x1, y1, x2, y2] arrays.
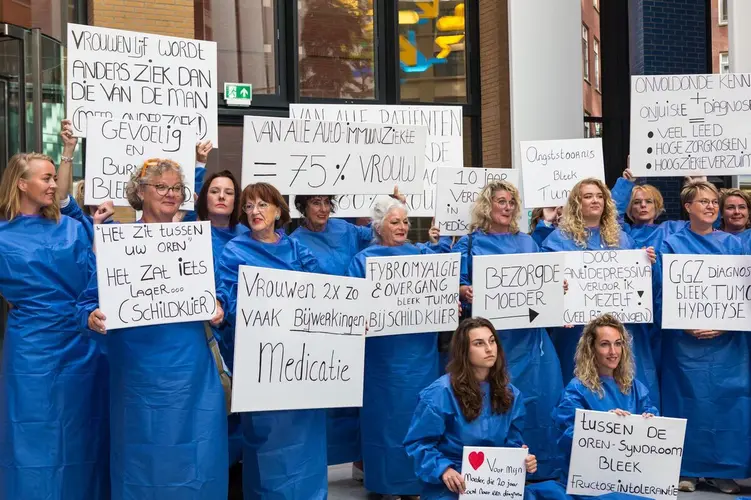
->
[[327, 464, 751, 499]]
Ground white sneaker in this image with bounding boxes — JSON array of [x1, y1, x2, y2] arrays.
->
[[678, 477, 697, 492]]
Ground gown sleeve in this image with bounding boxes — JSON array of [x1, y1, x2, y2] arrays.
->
[[531, 220, 556, 248], [452, 235, 471, 286], [552, 382, 588, 457], [635, 380, 660, 416], [215, 244, 242, 362], [353, 223, 374, 251], [403, 397, 455, 484], [61, 194, 95, 241], [611, 177, 635, 219], [296, 240, 322, 273], [426, 236, 453, 254], [182, 163, 206, 223], [346, 252, 367, 279], [76, 271, 101, 337], [506, 388, 527, 448]]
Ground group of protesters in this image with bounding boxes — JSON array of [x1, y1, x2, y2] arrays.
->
[[0, 117, 749, 500]]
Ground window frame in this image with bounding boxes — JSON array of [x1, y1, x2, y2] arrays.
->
[[719, 0, 728, 26], [582, 23, 590, 83], [593, 37, 601, 92], [720, 51, 730, 74], [593, 0, 599, 12]]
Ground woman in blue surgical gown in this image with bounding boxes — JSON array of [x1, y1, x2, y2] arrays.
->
[[403, 317, 537, 499], [454, 180, 564, 481], [552, 313, 658, 487], [77, 159, 228, 500], [656, 180, 750, 494], [0, 152, 108, 500], [217, 182, 327, 499], [290, 194, 372, 469], [347, 197, 440, 498], [541, 178, 659, 407]]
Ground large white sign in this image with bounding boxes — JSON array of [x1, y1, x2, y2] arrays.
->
[[231, 266, 368, 412], [472, 253, 564, 330], [563, 250, 653, 325], [94, 221, 215, 330], [365, 253, 460, 335], [520, 138, 605, 208], [242, 116, 427, 195], [435, 168, 521, 236], [67, 24, 218, 145], [630, 73, 751, 176], [459, 447, 528, 500], [661, 254, 751, 330], [568, 409, 686, 500], [290, 104, 463, 217], [84, 117, 197, 208]]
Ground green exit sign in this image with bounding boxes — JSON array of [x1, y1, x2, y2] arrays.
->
[[224, 83, 252, 107]]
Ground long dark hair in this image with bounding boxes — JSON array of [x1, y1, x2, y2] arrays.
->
[[447, 317, 514, 421], [196, 170, 241, 229]]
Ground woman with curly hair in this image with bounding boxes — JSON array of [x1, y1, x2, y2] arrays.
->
[[403, 317, 537, 499], [453, 180, 563, 480], [656, 180, 750, 494], [552, 314, 658, 479], [541, 178, 658, 404]]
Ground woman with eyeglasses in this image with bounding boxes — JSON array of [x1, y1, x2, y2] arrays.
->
[[216, 183, 328, 499], [453, 180, 563, 481], [346, 197, 439, 500], [655, 180, 750, 494], [541, 178, 660, 406], [403, 317, 538, 499], [77, 159, 229, 499], [0, 152, 109, 500], [552, 314, 658, 481]]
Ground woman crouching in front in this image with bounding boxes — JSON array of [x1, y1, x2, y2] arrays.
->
[[403, 317, 537, 499]]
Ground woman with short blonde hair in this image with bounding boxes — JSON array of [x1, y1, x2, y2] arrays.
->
[[453, 179, 564, 480], [719, 187, 751, 234], [0, 152, 108, 499]]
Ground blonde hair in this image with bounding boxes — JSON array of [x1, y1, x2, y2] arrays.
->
[[628, 184, 665, 222], [74, 180, 86, 209], [680, 179, 719, 207], [470, 180, 521, 234], [559, 178, 620, 248], [0, 152, 59, 221], [574, 313, 635, 397], [720, 188, 751, 231], [125, 158, 185, 211]]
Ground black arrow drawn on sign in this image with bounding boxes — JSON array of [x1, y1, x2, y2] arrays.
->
[[637, 290, 644, 297], [491, 308, 540, 323]]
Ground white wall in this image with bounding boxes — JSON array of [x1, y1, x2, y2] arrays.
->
[[727, 0, 751, 73], [507, 0, 584, 170]]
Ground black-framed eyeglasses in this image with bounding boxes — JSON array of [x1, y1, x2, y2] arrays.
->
[[144, 183, 186, 197]]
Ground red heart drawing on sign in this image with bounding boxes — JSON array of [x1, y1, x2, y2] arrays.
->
[[468, 451, 484, 470]]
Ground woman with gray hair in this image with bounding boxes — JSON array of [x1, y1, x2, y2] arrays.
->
[[346, 197, 438, 500], [453, 179, 564, 481], [77, 158, 229, 499]]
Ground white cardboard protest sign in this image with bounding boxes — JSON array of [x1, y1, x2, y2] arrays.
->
[[661, 254, 751, 330], [290, 103, 464, 217], [242, 116, 427, 195], [231, 266, 368, 412], [630, 73, 751, 176], [472, 253, 564, 330], [567, 409, 686, 500], [435, 167, 521, 236], [459, 447, 528, 500], [563, 250, 653, 325], [365, 253, 460, 336], [84, 117, 197, 208], [67, 23, 218, 145], [94, 221, 215, 330], [520, 138, 605, 208]]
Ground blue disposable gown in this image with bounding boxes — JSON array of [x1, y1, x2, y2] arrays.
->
[[428, 235, 454, 254], [347, 242, 439, 495], [77, 232, 228, 500], [60, 193, 118, 242], [0, 215, 109, 500], [403, 374, 526, 500], [540, 229, 660, 407], [531, 220, 557, 247], [182, 165, 206, 223], [453, 231, 564, 480], [290, 217, 371, 465], [217, 233, 328, 499], [656, 227, 751, 478], [552, 376, 659, 481]]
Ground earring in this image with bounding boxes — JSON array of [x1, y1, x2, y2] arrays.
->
[[275, 215, 280, 220]]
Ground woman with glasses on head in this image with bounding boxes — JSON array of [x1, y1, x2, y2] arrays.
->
[[552, 314, 658, 481], [454, 180, 564, 481], [216, 183, 328, 499], [655, 180, 751, 494], [541, 178, 660, 407], [77, 159, 229, 500], [0, 152, 109, 500], [346, 197, 439, 500], [403, 317, 538, 499]]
